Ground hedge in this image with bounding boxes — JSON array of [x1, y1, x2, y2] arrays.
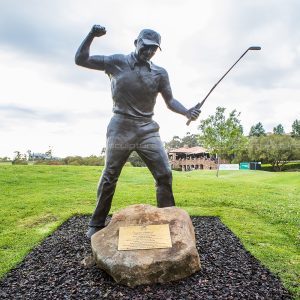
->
[[261, 162, 300, 172]]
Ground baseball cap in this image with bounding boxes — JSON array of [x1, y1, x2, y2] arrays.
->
[[136, 29, 161, 50]]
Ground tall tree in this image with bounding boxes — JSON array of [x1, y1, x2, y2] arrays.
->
[[247, 135, 300, 171], [181, 132, 201, 148], [273, 124, 285, 135], [291, 119, 300, 137], [45, 148, 52, 159], [198, 107, 247, 162], [164, 136, 182, 151], [164, 133, 202, 152], [27, 150, 32, 161], [13, 151, 21, 160], [249, 122, 266, 137]]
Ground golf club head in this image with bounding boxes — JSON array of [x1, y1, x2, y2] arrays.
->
[[248, 46, 261, 50]]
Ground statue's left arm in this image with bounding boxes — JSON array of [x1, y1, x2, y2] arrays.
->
[[159, 70, 200, 121]]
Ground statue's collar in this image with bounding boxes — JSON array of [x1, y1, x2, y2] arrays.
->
[[127, 52, 152, 71]]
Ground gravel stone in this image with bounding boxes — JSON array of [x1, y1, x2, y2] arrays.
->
[[0, 216, 292, 299]]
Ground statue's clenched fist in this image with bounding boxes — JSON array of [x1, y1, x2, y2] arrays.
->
[[90, 25, 106, 37]]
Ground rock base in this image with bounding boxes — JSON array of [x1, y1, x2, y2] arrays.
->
[[91, 204, 200, 287]]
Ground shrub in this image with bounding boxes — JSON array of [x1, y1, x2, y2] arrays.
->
[[261, 162, 300, 172], [12, 160, 28, 165], [63, 155, 104, 166], [124, 162, 133, 167]]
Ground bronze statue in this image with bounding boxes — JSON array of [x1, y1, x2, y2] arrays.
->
[[75, 25, 200, 238]]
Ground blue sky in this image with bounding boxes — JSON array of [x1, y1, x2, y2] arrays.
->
[[0, 0, 299, 158]]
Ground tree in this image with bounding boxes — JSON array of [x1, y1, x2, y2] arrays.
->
[[198, 107, 247, 162], [181, 132, 202, 148], [12, 151, 27, 165], [13, 151, 21, 160], [0, 156, 11, 162], [164, 136, 182, 151], [45, 148, 52, 159], [164, 133, 202, 151], [273, 124, 285, 135], [249, 122, 266, 137], [27, 150, 33, 161], [247, 135, 300, 171], [127, 151, 146, 167], [291, 119, 300, 137]]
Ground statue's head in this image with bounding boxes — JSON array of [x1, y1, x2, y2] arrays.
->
[[134, 29, 161, 62]]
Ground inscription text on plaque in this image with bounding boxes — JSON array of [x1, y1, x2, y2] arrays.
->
[[118, 224, 172, 250]]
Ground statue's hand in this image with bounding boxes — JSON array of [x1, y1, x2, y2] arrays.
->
[[186, 106, 201, 121], [90, 25, 106, 37]]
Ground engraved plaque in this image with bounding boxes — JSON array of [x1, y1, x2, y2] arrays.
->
[[118, 224, 172, 250]]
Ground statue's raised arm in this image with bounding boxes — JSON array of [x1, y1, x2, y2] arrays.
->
[[75, 25, 107, 70]]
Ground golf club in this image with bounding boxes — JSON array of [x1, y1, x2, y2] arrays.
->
[[186, 46, 261, 125]]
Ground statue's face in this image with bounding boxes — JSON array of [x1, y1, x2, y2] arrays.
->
[[136, 40, 158, 62]]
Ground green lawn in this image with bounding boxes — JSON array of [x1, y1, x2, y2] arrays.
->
[[0, 165, 299, 298]]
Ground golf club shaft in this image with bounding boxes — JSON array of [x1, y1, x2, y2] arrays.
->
[[186, 47, 260, 125]]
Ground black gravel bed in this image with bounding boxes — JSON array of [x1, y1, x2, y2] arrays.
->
[[0, 216, 292, 300]]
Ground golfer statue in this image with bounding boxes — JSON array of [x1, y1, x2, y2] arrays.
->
[[75, 25, 200, 238]]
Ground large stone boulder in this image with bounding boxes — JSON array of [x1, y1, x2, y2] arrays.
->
[[91, 204, 200, 287]]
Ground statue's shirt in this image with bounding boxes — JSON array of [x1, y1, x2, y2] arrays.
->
[[103, 53, 171, 119]]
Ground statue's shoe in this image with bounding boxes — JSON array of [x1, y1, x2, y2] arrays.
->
[[86, 226, 105, 239]]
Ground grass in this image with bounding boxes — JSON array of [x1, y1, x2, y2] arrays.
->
[[0, 165, 299, 298]]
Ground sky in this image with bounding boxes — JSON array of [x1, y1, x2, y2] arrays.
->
[[0, 0, 299, 158]]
